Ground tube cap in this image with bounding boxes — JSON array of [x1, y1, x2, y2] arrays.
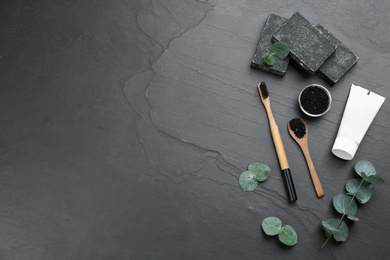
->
[[332, 137, 359, 160]]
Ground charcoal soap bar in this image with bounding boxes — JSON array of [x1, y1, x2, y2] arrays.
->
[[273, 12, 337, 74], [251, 14, 290, 76], [316, 24, 359, 85]]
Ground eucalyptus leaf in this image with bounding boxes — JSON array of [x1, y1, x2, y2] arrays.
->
[[261, 217, 282, 236], [322, 221, 338, 233], [264, 52, 276, 66], [264, 41, 290, 65], [268, 41, 290, 59], [345, 178, 373, 204], [239, 171, 258, 192], [360, 171, 368, 179], [355, 160, 376, 177], [323, 218, 349, 242], [278, 225, 298, 246], [248, 162, 270, 182], [347, 215, 359, 221], [333, 194, 357, 216], [365, 175, 385, 185]]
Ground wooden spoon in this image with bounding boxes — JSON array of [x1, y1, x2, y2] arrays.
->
[[288, 118, 324, 198]]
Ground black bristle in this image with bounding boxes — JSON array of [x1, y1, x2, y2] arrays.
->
[[260, 82, 269, 98]]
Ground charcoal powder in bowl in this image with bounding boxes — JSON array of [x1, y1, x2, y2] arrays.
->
[[300, 86, 330, 116]]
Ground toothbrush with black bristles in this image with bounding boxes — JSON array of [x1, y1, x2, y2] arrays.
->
[[258, 82, 298, 202]]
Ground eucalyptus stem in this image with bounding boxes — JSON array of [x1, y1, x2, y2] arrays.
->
[[321, 178, 365, 248]]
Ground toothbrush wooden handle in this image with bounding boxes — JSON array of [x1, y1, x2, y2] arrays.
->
[[268, 114, 289, 170], [268, 111, 297, 202], [302, 147, 324, 197]]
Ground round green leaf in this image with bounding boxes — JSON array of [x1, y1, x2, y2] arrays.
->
[[360, 171, 368, 179], [347, 215, 359, 221], [264, 52, 276, 65], [365, 175, 385, 185], [323, 218, 349, 242], [248, 162, 270, 182], [261, 217, 282, 236], [346, 178, 373, 204], [239, 171, 258, 192], [322, 220, 337, 233], [268, 41, 290, 60], [355, 160, 376, 177], [333, 194, 357, 216], [278, 225, 298, 246]]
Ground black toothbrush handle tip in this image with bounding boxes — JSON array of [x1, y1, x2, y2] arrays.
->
[[281, 169, 298, 202]]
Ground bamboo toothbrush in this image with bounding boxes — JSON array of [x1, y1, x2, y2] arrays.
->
[[258, 82, 297, 202]]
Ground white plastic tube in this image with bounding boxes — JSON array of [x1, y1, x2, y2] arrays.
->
[[332, 84, 385, 160]]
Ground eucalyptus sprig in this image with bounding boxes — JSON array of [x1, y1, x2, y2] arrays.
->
[[262, 217, 298, 246], [239, 162, 270, 192], [321, 160, 384, 248], [264, 41, 290, 66]]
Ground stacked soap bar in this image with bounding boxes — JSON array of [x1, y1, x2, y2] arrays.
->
[[273, 12, 338, 75], [316, 24, 360, 85], [251, 12, 359, 84], [251, 14, 290, 76]]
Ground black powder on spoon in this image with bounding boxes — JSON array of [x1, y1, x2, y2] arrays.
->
[[289, 118, 306, 138], [300, 86, 329, 115]]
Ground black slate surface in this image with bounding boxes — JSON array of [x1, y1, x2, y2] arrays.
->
[[317, 24, 360, 85], [273, 12, 338, 74], [1, 1, 390, 259], [251, 14, 290, 76]]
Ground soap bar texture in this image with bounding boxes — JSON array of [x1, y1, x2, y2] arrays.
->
[[273, 12, 337, 74], [251, 14, 290, 76], [316, 24, 359, 85]]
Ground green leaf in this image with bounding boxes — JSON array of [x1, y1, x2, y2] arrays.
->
[[239, 171, 258, 192], [345, 178, 374, 204], [278, 225, 298, 246], [323, 218, 349, 242], [248, 162, 270, 182], [264, 52, 276, 65], [268, 41, 290, 60], [365, 175, 385, 184], [264, 41, 290, 65], [360, 172, 368, 179], [322, 220, 338, 233], [355, 160, 376, 177], [333, 194, 357, 216], [347, 215, 359, 221], [261, 217, 282, 236]]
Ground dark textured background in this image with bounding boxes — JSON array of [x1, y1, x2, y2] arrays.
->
[[1, 0, 390, 259]]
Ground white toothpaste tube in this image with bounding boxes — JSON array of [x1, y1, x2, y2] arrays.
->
[[332, 84, 385, 160]]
